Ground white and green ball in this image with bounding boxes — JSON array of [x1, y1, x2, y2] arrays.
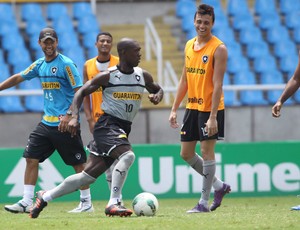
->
[[132, 192, 159, 216]]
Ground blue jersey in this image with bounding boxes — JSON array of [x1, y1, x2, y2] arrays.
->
[[21, 53, 83, 126]]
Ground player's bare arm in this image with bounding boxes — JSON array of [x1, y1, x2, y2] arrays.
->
[[206, 44, 227, 136], [272, 51, 300, 118], [143, 70, 164, 105], [68, 71, 110, 136], [0, 74, 24, 91], [169, 65, 188, 129]]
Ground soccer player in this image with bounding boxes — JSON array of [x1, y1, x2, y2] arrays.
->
[[29, 38, 164, 218], [1, 27, 93, 214], [69, 32, 121, 212], [272, 51, 300, 211], [169, 4, 231, 213]]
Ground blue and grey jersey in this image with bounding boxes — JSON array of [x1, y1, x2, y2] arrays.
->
[[21, 54, 83, 126], [101, 66, 145, 122]]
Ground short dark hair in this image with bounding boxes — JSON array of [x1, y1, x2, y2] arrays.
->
[[194, 4, 215, 23], [96, 32, 113, 42]]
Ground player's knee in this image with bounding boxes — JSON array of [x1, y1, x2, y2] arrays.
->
[[119, 151, 135, 167]]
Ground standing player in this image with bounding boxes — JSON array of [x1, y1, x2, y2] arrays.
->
[[2, 27, 93, 214], [68, 32, 120, 213], [272, 50, 300, 211], [29, 38, 164, 218], [169, 4, 230, 213]]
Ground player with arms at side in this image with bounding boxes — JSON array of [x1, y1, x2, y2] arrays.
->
[[1, 28, 93, 214], [272, 50, 300, 211], [68, 32, 120, 213], [169, 4, 230, 213], [29, 38, 164, 218]]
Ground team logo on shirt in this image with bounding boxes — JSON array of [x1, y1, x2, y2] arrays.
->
[[51, 67, 58, 74], [202, 55, 209, 63], [135, 75, 141, 82]]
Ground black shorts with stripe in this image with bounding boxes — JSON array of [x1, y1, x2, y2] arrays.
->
[[23, 122, 87, 165], [181, 109, 225, 142], [88, 113, 132, 157]]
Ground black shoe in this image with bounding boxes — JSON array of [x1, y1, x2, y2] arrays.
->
[[29, 190, 48, 218]]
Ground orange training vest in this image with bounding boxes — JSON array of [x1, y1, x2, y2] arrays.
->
[[184, 36, 225, 112], [85, 55, 119, 121]]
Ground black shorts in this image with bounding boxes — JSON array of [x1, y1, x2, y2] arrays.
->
[[23, 122, 87, 165], [181, 109, 225, 142], [88, 114, 132, 157]]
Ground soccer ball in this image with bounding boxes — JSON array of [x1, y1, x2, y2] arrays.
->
[[132, 192, 159, 216]]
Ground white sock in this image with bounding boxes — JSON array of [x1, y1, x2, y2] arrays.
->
[[21, 185, 35, 206], [80, 188, 91, 204]]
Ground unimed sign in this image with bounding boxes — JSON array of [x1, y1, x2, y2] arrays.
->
[[0, 142, 299, 203]]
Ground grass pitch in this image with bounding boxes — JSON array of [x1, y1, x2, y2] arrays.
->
[[1, 196, 300, 230]]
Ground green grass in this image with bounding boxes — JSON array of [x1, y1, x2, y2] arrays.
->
[[1, 196, 300, 230]]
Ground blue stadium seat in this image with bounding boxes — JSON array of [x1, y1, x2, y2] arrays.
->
[[202, 0, 222, 13], [7, 47, 32, 69], [47, 3, 68, 21], [83, 31, 99, 49], [279, 53, 298, 73], [1, 32, 25, 52], [293, 90, 300, 103], [240, 90, 268, 106], [246, 41, 270, 59], [0, 21, 19, 40], [227, 41, 243, 61], [13, 61, 32, 75], [0, 88, 25, 113], [233, 71, 256, 85], [213, 27, 236, 46], [223, 73, 240, 106], [21, 3, 43, 22], [176, 0, 196, 18], [227, 0, 249, 17], [77, 15, 100, 35], [73, 2, 95, 19], [258, 11, 281, 31], [266, 25, 290, 45], [285, 11, 300, 30], [253, 54, 277, 74], [227, 56, 250, 75], [25, 18, 47, 38], [273, 39, 297, 59], [58, 31, 80, 51], [0, 63, 10, 81], [34, 49, 44, 60], [52, 15, 75, 36], [86, 47, 97, 59], [279, 0, 300, 15], [231, 12, 255, 31], [260, 70, 284, 84], [254, 0, 277, 16], [239, 26, 263, 46], [0, 3, 15, 21], [213, 10, 230, 32], [19, 78, 44, 112], [293, 26, 300, 44], [181, 12, 195, 33]]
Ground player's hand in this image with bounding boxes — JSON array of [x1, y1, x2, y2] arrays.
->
[[148, 93, 161, 105], [272, 101, 282, 118], [205, 118, 218, 137], [68, 118, 79, 137], [169, 111, 179, 129], [58, 115, 71, 132]]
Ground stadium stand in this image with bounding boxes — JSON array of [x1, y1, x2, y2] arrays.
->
[[1, 0, 300, 112], [174, 0, 300, 106]]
